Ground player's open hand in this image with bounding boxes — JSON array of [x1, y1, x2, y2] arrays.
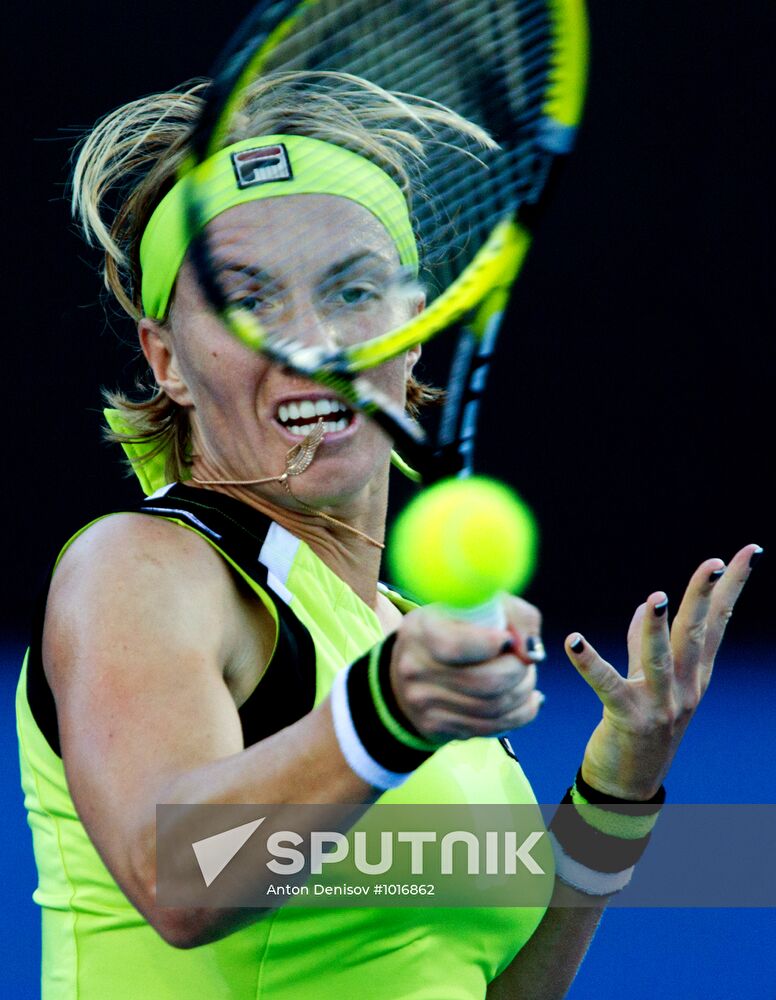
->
[[565, 544, 762, 800], [390, 596, 545, 743]]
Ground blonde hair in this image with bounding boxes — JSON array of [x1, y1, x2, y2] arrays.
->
[[71, 71, 494, 481]]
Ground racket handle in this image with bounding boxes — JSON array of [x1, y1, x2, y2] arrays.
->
[[442, 594, 506, 630]]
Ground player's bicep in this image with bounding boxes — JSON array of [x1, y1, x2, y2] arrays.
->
[[42, 515, 249, 886]]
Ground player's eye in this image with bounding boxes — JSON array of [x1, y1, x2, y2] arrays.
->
[[339, 284, 378, 305], [235, 293, 266, 313], [229, 284, 281, 317]]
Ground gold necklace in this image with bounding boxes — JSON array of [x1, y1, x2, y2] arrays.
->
[[192, 420, 385, 550]]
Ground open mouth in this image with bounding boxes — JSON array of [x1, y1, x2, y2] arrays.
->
[[274, 397, 355, 437]]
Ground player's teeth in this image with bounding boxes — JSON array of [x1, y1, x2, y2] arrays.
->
[[277, 398, 352, 429], [284, 416, 352, 436]]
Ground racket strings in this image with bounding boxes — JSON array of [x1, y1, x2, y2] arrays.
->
[[280, 1, 546, 145], [179, 0, 586, 481], [192, 0, 575, 369], [250, 0, 560, 264], [210, 0, 560, 279], [277, 0, 553, 130]]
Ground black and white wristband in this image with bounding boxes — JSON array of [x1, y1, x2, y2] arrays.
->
[[330, 635, 438, 790], [549, 769, 666, 896]]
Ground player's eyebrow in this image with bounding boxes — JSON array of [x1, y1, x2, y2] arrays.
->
[[320, 251, 395, 281], [217, 263, 276, 286], [216, 250, 396, 291]]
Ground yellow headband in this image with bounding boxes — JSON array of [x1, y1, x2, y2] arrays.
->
[[139, 134, 418, 319]]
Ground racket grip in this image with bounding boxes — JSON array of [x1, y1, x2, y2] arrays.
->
[[441, 594, 506, 630]]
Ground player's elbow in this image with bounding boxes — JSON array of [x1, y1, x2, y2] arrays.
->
[[150, 909, 207, 950], [149, 903, 274, 949], [132, 851, 272, 948], [123, 833, 211, 948], [126, 817, 274, 948], [128, 853, 225, 948], [151, 908, 228, 950]]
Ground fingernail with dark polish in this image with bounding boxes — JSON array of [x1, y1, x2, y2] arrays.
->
[[749, 547, 764, 570], [709, 568, 725, 583], [654, 599, 669, 617], [527, 637, 547, 661], [500, 638, 514, 655], [570, 636, 584, 654]]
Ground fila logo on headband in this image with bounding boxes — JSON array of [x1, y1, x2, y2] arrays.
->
[[232, 144, 293, 189]]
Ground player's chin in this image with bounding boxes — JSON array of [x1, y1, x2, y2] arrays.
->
[[296, 438, 392, 501]]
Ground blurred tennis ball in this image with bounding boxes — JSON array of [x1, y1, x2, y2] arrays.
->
[[388, 476, 538, 608]]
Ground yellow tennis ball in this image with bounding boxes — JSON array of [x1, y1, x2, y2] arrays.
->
[[388, 476, 538, 608]]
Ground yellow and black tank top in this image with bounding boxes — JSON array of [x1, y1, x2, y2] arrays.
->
[[17, 483, 550, 999]]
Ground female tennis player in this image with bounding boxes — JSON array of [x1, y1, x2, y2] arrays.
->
[[18, 71, 760, 1000]]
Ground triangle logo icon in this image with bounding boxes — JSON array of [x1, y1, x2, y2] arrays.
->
[[192, 817, 266, 887]]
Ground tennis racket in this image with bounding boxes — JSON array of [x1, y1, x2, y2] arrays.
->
[[177, 0, 588, 486]]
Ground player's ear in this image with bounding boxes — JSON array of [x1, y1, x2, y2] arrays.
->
[[404, 292, 425, 377], [405, 343, 421, 378], [138, 319, 194, 406]]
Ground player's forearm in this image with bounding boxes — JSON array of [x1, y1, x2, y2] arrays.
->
[[157, 699, 370, 808], [129, 700, 378, 947], [486, 882, 607, 1000]]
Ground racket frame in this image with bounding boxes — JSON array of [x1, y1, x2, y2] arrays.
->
[[180, 0, 588, 483]]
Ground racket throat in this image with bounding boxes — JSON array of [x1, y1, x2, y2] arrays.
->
[[435, 323, 498, 480]]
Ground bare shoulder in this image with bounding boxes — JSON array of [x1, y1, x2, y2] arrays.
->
[[54, 511, 231, 587], [40, 509, 281, 802], [43, 512, 273, 702]]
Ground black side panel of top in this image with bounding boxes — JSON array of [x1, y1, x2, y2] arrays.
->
[[26, 483, 318, 757]]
